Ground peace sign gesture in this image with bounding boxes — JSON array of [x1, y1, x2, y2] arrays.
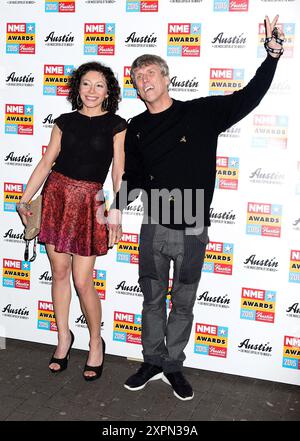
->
[[264, 15, 285, 58]]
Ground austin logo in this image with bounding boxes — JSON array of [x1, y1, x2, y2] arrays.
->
[[238, 338, 272, 357], [6, 71, 34, 87], [211, 31, 246, 48]]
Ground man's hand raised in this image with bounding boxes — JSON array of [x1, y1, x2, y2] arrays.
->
[[264, 15, 285, 58], [107, 208, 122, 248]]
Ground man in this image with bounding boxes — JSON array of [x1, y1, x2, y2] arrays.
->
[[109, 16, 284, 400]]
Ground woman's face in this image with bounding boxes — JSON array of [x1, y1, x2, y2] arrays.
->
[[79, 70, 108, 111]]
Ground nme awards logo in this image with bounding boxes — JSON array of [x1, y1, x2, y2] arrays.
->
[[126, 0, 159, 12], [289, 250, 300, 283], [166, 278, 173, 310], [123, 66, 137, 99], [216, 156, 239, 190], [246, 202, 282, 238], [43, 65, 74, 96], [167, 23, 201, 57], [5, 104, 33, 135], [38, 301, 57, 331], [2, 259, 30, 290], [84, 23, 115, 56], [93, 269, 106, 300], [45, 0, 75, 12], [214, 0, 249, 11], [194, 323, 228, 358], [117, 232, 139, 264], [240, 287, 276, 323], [6, 23, 35, 54], [252, 114, 288, 149], [209, 68, 244, 95], [103, 189, 110, 212], [283, 336, 300, 370], [113, 311, 142, 345], [203, 241, 234, 275], [4, 182, 25, 211], [258, 22, 295, 58]]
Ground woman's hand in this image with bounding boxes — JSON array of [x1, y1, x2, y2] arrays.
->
[[16, 202, 32, 227]]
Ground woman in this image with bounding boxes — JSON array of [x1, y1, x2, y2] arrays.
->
[[17, 62, 126, 381]]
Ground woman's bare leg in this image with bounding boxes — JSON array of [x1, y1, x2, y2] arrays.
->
[[72, 254, 103, 378], [46, 244, 72, 371]]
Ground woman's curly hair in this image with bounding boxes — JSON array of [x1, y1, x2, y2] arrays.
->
[[68, 61, 121, 113]]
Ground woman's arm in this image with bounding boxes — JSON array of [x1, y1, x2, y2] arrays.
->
[[17, 124, 62, 225], [111, 128, 126, 194], [107, 128, 126, 247]]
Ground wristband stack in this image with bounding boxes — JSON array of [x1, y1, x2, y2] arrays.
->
[[264, 27, 284, 57]]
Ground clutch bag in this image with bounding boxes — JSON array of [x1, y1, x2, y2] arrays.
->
[[24, 195, 42, 241]]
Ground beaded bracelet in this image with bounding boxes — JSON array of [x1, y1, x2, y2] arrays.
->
[[265, 35, 285, 46], [264, 42, 284, 56], [264, 34, 284, 57], [16, 201, 30, 211]]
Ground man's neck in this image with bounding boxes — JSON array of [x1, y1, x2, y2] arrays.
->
[[147, 96, 173, 114]]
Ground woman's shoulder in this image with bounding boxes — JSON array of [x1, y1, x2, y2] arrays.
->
[[54, 111, 77, 130], [108, 112, 127, 124], [108, 113, 127, 135]]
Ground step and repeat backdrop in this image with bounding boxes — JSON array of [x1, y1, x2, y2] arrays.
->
[[1, 0, 300, 386]]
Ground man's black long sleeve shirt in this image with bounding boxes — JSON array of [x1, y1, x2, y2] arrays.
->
[[113, 55, 279, 229]]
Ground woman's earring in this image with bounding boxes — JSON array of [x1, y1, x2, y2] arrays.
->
[[102, 97, 108, 111], [76, 94, 82, 108]]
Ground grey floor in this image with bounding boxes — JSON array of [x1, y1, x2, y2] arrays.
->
[[0, 338, 299, 422]]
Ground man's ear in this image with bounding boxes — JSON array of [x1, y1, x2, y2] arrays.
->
[[165, 76, 171, 91]]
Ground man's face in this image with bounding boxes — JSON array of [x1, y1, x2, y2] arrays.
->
[[133, 63, 170, 105]]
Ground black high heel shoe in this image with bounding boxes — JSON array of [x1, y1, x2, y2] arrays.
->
[[83, 337, 105, 382], [49, 330, 75, 373]]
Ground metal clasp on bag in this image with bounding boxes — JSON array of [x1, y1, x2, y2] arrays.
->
[[24, 237, 37, 262]]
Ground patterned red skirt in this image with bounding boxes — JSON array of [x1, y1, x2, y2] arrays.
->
[[39, 171, 108, 256]]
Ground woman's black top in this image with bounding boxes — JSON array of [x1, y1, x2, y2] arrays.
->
[[53, 111, 127, 183]]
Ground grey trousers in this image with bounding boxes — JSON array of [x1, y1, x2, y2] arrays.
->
[[138, 223, 209, 373]]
